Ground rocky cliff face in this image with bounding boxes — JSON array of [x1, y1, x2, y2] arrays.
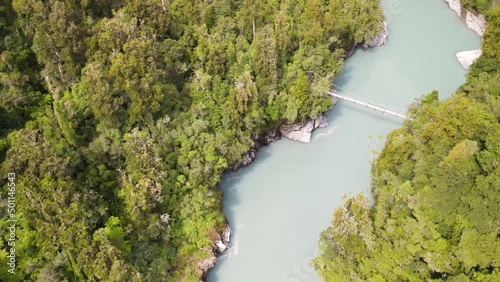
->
[[444, 0, 487, 36], [213, 224, 231, 253], [465, 10, 487, 36], [443, 0, 486, 69], [198, 221, 232, 279]]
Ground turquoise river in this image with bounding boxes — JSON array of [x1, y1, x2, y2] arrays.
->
[[207, 0, 481, 281]]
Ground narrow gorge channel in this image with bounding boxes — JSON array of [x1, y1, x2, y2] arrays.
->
[[207, 0, 481, 281]]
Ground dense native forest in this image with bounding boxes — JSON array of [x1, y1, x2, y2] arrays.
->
[[314, 2, 500, 281], [0, 0, 384, 281]]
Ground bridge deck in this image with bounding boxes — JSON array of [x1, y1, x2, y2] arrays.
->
[[328, 91, 411, 120]]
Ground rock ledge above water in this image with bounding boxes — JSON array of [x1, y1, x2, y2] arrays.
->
[[280, 114, 329, 143], [456, 49, 482, 69]]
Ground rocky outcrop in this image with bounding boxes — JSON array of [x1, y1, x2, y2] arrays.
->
[[456, 49, 482, 69], [445, 0, 462, 16], [280, 114, 329, 143], [465, 11, 487, 36], [213, 224, 231, 253], [198, 221, 231, 279], [198, 251, 217, 274], [366, 21, 388, 48], [280, 120, 313, 143], [443, 0, 486, 36]]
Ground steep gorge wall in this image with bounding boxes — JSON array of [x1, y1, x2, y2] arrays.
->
[[444, 0, 488, 68], [444, 0, 487, 36]]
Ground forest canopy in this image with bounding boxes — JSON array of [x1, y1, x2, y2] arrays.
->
[[0, 0, 384, 281]]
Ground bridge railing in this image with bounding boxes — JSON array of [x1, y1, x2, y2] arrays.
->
[[329, 83, 411, 120]]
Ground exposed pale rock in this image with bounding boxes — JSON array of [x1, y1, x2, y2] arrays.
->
[[465, 11, 486, 36], [443, 0, 486, 36], [214, 240, 227, 253], [221, 224, 231, 244], [199, 221, 231, 278], [280, 120, 314, 143], [456, 49, 482, 69], [280, 114, 329, 143], [445, 0, 462, 16], [367, 21, 388, 48], [213, 222, 231, 253]]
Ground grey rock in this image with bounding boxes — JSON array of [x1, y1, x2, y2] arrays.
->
[[280, 120, 314, 143], [445, 0, 462, 16], [456, 49, 482, 69], [367, 21, 388, 48], [465, 11, 486, 36], [444, 0, 486, 36], [214, 240, 227, 253], [221, 224, 231, 244], [280, 114, 329, 143], [213, 221, 231, 253]]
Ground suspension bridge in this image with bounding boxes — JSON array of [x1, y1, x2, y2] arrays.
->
[[328, 83, 412, 120]]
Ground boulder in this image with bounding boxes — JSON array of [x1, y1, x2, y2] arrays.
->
[[366, 21, 388, 48], [214, 240, 227, 253], [280, 120, 314, 143], [456, 49, 482, 69], [280, 114, 329, 143]]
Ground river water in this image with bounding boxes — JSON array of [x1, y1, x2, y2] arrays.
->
[[206, 0, 480, 281]]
